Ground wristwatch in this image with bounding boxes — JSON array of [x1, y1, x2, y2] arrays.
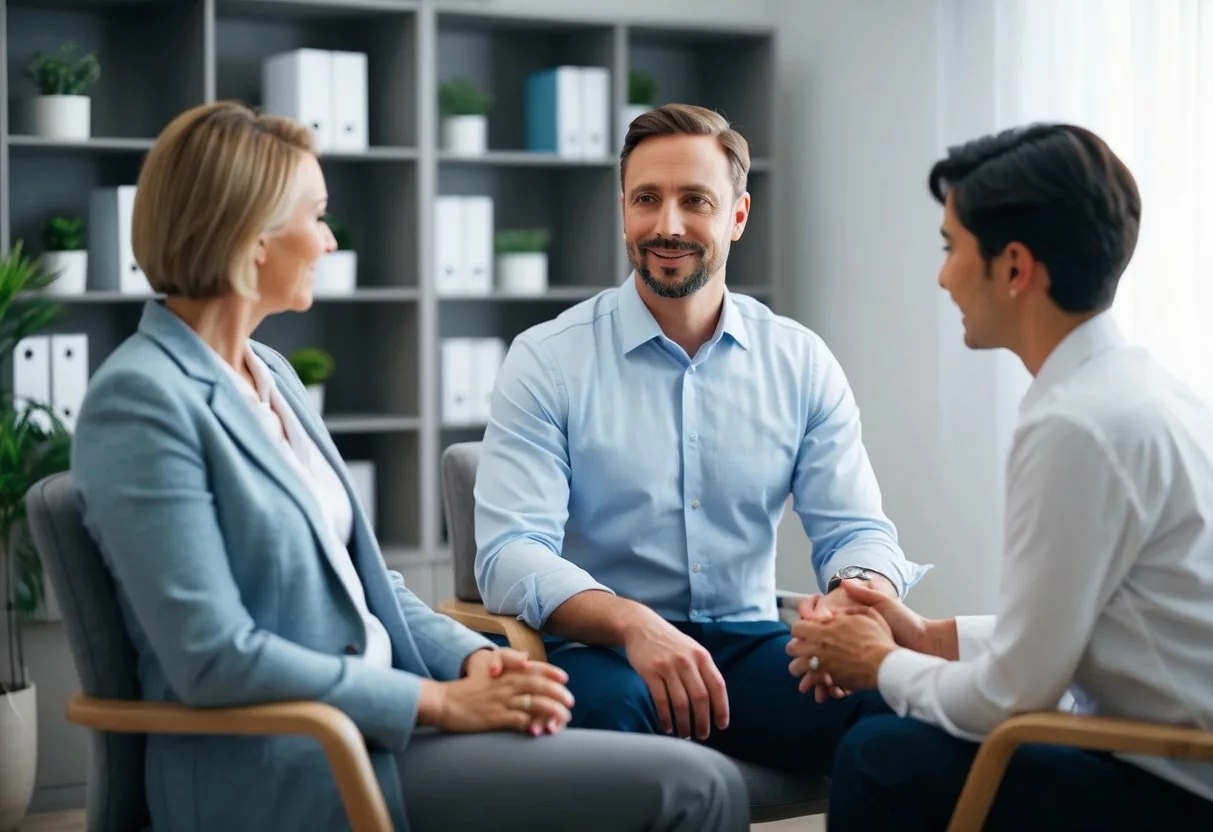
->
[[827, 566, 875, 594]]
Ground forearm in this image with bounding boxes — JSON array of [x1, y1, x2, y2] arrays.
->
[[913, 618, 960, 661], [478, 537, 616, 630], [543, 589, 662, 648]]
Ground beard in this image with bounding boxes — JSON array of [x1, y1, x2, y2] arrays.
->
[[628, 237, 715, 299]]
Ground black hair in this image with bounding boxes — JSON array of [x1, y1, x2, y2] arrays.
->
[[928, 123, 1141, 313]]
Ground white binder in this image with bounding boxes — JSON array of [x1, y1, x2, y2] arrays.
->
[[12, 335, 51, 429], [441, 338, 477, 425], [472, 337, 506, 423], [434, 196, 465, 295], [262, 48, 333, 151], [345, 460, 377, 531], [88, 186, 150, 294], [461, 196, 494, 295], [50, 334, 88, 433], [579, 67, 611, 159], [329, 51, 368, 151]]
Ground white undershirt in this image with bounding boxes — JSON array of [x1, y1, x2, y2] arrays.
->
[[878, 313, 1213, 802], [212, 344, 393, 669]]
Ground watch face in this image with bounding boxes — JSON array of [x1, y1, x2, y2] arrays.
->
[[839, 566, 870, 580]]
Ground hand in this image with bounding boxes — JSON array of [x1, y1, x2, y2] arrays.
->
[[794, 575, 897, 701], [419, 656, 574, 736], [833, 579, 928, 652], [623, 615, 729, 740], [787, 608, 896, 692]]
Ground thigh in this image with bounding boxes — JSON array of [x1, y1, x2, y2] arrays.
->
[[398, 728, 749, 832], [546, 642, 663, 733], [703, 623, 892, 771]]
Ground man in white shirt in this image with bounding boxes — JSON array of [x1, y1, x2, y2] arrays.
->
[[786, 123, 1213, 830]]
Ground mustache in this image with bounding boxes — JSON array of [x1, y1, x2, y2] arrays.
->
[[637, 237, 703, 254]]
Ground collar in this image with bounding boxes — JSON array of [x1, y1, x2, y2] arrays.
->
[[1019, 311, 1126, 416], [617, 273, 750, 355]]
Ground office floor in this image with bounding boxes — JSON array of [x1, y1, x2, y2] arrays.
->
[[20, 810, 826, 831]]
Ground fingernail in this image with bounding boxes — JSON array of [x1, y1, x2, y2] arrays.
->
[[530, 724, 542, 737], [548, 719, 558, 733]]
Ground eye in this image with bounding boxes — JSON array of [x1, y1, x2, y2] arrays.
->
[[685, 195, 706, 205], [635, 194, 656, 204]]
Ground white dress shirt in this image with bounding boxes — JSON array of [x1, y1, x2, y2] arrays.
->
[[878, 312, 1213, 802], [211, 344, 393, 669]]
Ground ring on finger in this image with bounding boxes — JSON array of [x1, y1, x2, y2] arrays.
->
[[808, 656, 821, 672]]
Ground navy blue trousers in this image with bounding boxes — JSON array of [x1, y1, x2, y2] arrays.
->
[[511, 620, 892, 773], [830, 713, 1213, 831]]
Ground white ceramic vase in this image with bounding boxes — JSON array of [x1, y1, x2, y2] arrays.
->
[[33, 95, 90, 140], [497, 252, 548, 296], [314, 250, 357, 295], [306, 384, 325, 415], [443, 115, 487, 156], [0, 684, 38, 832], [41, 250, 88, 295]]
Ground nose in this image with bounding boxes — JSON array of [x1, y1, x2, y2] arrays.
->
[[653, 199, 686, 239], [322, 221, 338, 253]]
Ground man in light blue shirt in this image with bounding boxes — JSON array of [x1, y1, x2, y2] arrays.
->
[[474, 103, 929, 770]]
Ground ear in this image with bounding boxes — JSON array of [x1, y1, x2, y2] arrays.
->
[[730, 192, 751, 242], [252, 234, 270, 268], [1002, 241, 1037, 298]]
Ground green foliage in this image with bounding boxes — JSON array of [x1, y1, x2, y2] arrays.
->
[[288, 347, 335, 387], [494, 228, 551, 255], [25, 42, 101, 97], [439, 77, 492, 117], [324, 214, 354, 251], [628, 70, 658, 106], [42, 216, 85, 252], [0, 240, 62, 362]]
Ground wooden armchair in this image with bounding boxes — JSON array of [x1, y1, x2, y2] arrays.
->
[[25, 472, 393, 832]]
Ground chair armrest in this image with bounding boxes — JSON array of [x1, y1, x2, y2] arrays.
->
[[66, 692, 393, 832], [776, 589, 814, 611], [438, 599, 548, 662], [948, 711, 1213, 831]]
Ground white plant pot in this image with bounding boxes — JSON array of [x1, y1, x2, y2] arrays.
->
[[0, 683, 38, 832], [314, 250, 357, 295], [32, 95, 90, 140], [306, 384, 325, 415], [443, 115, 487, 156], [497, 252, 548, 296], [621, 104, 650, 145], [41, 250, 88, 295]]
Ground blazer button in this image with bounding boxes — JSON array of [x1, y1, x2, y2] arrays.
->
[[343, 643, 361, 656]]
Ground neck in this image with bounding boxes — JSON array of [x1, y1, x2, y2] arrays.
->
[[1013, 307, 1103, 376], [634, 273, 726, 357], [164, 295, 261, 373]]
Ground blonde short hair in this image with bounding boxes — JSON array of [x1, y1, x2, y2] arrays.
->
[[131, 100, 315, 299]]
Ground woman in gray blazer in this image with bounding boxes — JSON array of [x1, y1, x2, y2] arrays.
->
[[70, 100, 747, 832]]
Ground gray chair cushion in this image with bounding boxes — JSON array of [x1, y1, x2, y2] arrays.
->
[[25, 471, 150, 832], [441, 441, 484, 602], [736, 759, 830, 823]]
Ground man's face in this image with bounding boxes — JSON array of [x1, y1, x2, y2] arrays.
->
[[938, 192, 1009, 350], [621, 134, 749, 299]]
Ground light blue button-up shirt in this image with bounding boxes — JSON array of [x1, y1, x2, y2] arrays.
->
[[474, 276, 929, 630]]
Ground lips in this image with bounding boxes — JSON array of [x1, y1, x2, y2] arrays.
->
[[647, 248, 696, 262]]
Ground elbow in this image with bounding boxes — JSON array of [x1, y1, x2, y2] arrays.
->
[[168, 644, 252, 709]]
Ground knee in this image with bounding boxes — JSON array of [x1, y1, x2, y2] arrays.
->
[[652, 743, 749, 831], [834, 714, 905, 781], [569, 671, 660, 734]]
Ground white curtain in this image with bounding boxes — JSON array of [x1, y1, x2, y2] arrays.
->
[[993, 0, 1213, 402]]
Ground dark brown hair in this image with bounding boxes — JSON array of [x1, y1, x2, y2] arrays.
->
[[620, 103, 751, 198]]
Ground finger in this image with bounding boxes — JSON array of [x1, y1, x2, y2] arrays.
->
[[676, 665, 712, 741], [521, 694, 573, 728], [494, 649, 531, 675], [519, 660, 569, 684], [645, 675, 674, 735], [697, 654, 730, 731], [511, 674, 576, 709], [665, 671, 693, 739], [797, 595, 823, 620], [840, 578, 888, 606], [789, 656, 812, 677], [785, 637, 812, 658]]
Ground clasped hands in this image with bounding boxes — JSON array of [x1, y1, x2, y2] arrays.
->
[[786, 578, 926, 701]]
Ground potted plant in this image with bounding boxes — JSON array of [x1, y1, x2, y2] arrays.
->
[[494, 228, 551, 296], [0, 241, 69, 832], [288, 347, 334, 415], [40, 215, 87, 296], [622, 70, 658, 145], [314, 215, 357, 296], [439, 77, 492, 156], [24, 42, 101, 141]]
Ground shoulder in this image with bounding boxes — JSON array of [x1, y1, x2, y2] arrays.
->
[[514, 286, 620, 351], [731, 292, 835, 356], [82, 333, 195, 409]]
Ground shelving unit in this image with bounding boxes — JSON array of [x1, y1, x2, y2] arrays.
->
[[1, 0, 776, 608]]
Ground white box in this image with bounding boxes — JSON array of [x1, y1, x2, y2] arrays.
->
[[330, 51, 368, 151], [579, 67, 611, 159], [345, 460, 377, 531], [12, 335, 51, 430], [262, 48, 333, 151], [88, 186, 150, 294], [441, 338, 477, 425], [49, 334, 88, 434], [472, 337, 506, 423]]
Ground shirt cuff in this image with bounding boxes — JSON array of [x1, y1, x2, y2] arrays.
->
[[876, 646, 949, 716], [954, 615, 997, 662], [821, 544, 933, 599], [528, 569, 616, 631]]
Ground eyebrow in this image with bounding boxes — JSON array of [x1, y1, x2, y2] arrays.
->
[[628, 182, 719, 200], [940, 228, 953, 240]]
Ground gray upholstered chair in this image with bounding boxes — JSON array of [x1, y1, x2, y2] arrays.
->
[[436, 440, 831, 824], [24, 471, 394, 832]]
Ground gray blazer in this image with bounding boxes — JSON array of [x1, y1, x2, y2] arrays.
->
[[71, 300, 493, 832]]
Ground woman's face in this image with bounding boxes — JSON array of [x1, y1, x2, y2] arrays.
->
[[255, 153, 336, 313]]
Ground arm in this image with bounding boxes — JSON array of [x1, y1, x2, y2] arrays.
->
[[384, 570, 494, 680], [473, 335, 616, 632], [72, 371, 426, 752], [876, 417, 1140, 740], [792, 336, 931, 597]]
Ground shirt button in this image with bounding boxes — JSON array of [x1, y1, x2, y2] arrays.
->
[[692, 563, 701, 573], [690, 609, 699, 617], [689, 432, 698, 442], [690, 498, 701, 509]]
